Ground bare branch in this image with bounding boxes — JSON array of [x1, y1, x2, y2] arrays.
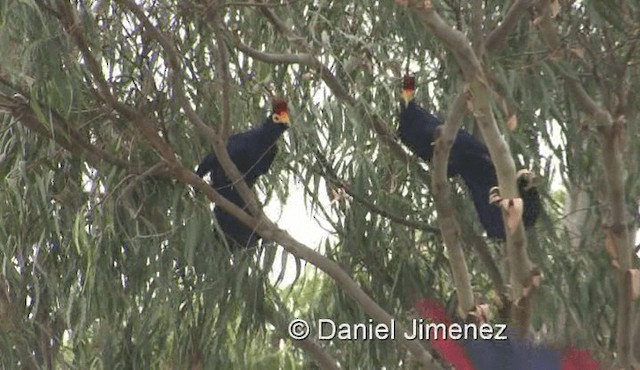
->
[[485, 0, 537, 53], [290, 338, 341, 370], [470, 0, 484, 53], [259, 6, 309, 50], [219, 0, 297, 8], [400, 0, 533, 332], [431, 91, 474, 316], [179, 165, 446, 370], [535, 1, 634, 365], [233, 40, 315, 64]]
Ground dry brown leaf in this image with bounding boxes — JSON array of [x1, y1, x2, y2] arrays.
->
[[570, 48, 585, 60], [549, 49, 562, 61], [550, 0, 561, 18], [467, 304, 489, 324], [506, 114, 518, 131], [499, 97, 509, 116], [329, 188, 342, 204]]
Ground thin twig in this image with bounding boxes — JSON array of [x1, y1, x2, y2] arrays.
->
[[205, 4, 233, 139], [314, 150, 440, 234]]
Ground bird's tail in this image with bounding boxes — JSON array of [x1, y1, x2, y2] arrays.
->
[[214, 207, 258, 249], [213, 187, 260, 249]]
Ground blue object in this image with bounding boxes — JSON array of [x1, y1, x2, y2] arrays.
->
[[197, 107, 289, 249], [398, 76, 540, 240]]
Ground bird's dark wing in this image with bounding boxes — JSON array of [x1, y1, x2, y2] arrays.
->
[[518, 176, 542, 228], [398, 102, 440, 162], [449, 130, 492, 177], [448, 130, 508, 238], [226, 122, 282, 184], [213, 185, 259, 249], [196, 129, 263, 189], [196, 115, 287, 249]]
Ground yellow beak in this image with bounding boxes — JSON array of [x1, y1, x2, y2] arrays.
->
[[274, 112, 291, 125], [401, 89, 413, 107], [280, 112, 290, 125]]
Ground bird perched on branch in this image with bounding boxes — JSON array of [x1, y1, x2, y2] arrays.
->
[[398, 75, 540, 240], [196, 97, 290, 248]]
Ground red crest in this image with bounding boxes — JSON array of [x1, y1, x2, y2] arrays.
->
[[403, 75, 416, 91], [272, 97, 288, 114]]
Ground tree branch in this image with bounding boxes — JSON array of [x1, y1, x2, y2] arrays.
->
[[485, 0, 537, 53], [55, 3, 445, 367], [470, 0, 484, 53], [116, 0, 264, 218], [233, 40, 314, 64], [0, 89, 147, 176], [400, 0, 533, 333], [431, 91, 474, 316], [535, 1, 634, 365]]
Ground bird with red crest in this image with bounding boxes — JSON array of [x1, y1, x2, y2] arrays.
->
[[398, 74, 541, 240], [197, 96, 291, 249]]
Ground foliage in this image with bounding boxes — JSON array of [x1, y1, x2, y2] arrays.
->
[[0, 0, 638, 368]]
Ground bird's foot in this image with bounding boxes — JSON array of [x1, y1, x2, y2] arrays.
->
[[516, 169, 541, 191], [488, 186, 503, 205], [489, 186, 524, 236]]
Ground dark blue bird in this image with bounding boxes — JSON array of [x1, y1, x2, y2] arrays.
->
[[398, 75, 540, 240], [196, 98, 290, 248]]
